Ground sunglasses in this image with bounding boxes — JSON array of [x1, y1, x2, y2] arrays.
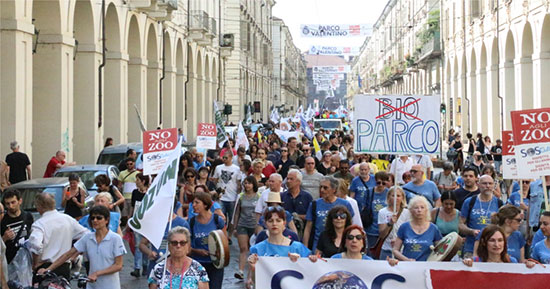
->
[[376, 180, 386, 185], [346, 234, 363, 241], [409, 170, 419, 174], [267, 206, 284, 212], [513, 218, 523, 223], [90, 215, 105, 221], [185, 175, 195, 179], [332, 212, 347, 220], [169, 240, 188, 247], [281, 150, 288, 152]]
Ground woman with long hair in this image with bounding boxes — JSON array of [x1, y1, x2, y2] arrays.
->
[[463, 225, 517, 265], [529, 211, 550, 264], [473, 205, 525, 262], [331, 225, 373, 260], [179, 168, 198, 217], [313, 206, 352, 258], [377, 186, 410, 260], [62, 173, 86, 220]]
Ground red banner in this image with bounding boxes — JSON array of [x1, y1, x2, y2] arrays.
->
[[510, 108, 550, 145], [430, 270, 550, 289], [143, 128, 178, 154], [501, 130, 515, 156]]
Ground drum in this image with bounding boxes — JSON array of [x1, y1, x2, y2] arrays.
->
[[427, 232, 463, 262], [208, 229, 230, 269]]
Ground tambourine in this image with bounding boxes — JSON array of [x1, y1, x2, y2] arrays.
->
[[428, 232, 463, 262], [208, 229, 230, 269]]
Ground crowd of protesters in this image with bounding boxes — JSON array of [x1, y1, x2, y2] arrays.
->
[[1, 124, 550, 289]]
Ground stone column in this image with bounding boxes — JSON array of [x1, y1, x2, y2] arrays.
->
[[501, 60, 515, 129], [186, 72, 197, 141], [73, 45, 102, 164], [175, 68, 186, 130], [486, 64, 499, 139], [147, 61, 161, 130], [32, 34, 75, 169], [476, 67, 487, 134], [514, 57, 533, 110], [467, 69, 477, 134], [104, 52, 129, 144], [127, 57, 147, 142], [0, 17, 33, 158], [162, 65, 177, 128], [532, 52, 550, 108]]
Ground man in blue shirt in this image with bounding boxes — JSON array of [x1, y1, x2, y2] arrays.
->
[[403, 164, 441, 207], [280, 169, 313, 222], [459, 175, 501, 257], [349, 163, 376, 212], [303, 176, 354, 250]]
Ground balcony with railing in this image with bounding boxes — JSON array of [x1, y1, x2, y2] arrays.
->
[[128, 0, 177, 20], [207, 17, 217, 39], [189, 10, 212, 45], [417, 31, 441, 64]]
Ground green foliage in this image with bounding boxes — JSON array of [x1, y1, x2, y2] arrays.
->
[[416, 9, 440, 46]]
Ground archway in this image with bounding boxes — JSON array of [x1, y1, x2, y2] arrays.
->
[[504, 31, 515, 129], [146, 23, 160, 130], [127, 15, 143, 142], [538, 15, 550, 108], [32, 0, 66, 169], [73, 0, 98, 163], [175, 39, 185, 129], [518, 22, 534, 110], [162, 31, 175, 128]]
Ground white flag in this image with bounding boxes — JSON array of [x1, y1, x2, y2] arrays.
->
[[128, 142, 181, 248], [270, 108, 280, 124], [235, 122, 249, 151]]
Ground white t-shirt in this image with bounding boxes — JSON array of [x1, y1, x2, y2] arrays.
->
[[389, 157, 415, 185], [377, 207, 411, 251], [213, 164, 241, 202], [254, 188, 282, 215], [345, 196, 363, 227]]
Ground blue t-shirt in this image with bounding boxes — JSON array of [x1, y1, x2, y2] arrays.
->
[[403, 180, 441, 205], [507, 192, 528, 208], [250, 240, 311, 257], [349, 175, 376, 212], [531, 229, 545, 251], [79, 212, 120, 233], [474, 256, 518, 263], [475, 229, 525, 261], [456, 176, 464, 188], [306, 198, 354, 250], [531, 239, 550, 264], [510, 181, 520, 194], [188, 201, 222, 219], [460, 195, 501, 253], [259, 210, 293, 229], [255, 228, 300, 244], [190, 214, 225, 263], [397, 222, 442, 261], [281, 190, 313, 216], [366, 189, 388, 236], [331, 253, 373, 260]]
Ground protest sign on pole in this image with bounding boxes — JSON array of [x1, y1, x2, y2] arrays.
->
[[501, 130, 519, 179], [510, 108, 550, 178], [142, 128, 178, 175], [354, 95, 440, 155], [196, 123, 217, 150], [128, 141, 181, 248], [256, 257, 550, 289], [213, 101, 228, 147]]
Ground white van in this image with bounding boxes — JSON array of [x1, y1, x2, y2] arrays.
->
[[313, 119, 342, 132]]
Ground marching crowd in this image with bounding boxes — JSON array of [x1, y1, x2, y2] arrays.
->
[[1, 126, 550, 289]]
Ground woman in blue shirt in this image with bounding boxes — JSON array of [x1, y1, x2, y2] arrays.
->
[[248, 206, 310, 286], [330, 225, 373, 260], [528, 211, 550, 265], [189, 192, 225, 289], [388, 196, 442, 265], [473, 205, 525, 262]]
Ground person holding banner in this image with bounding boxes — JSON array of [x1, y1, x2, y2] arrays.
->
[[189, 192, 226, 289], [331, 225, 373, 260], [462, 225, 529, 266], [148, 226, 209, 289], [313, 206, 352, 258], [377, 186, 410, 260], [388, 196, 442, 264], [472, 205, 525, 263], [529, 211, 550, 264]]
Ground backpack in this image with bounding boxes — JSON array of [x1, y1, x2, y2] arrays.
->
[[189, 214, 223, 237], [307, 200, 317, 250], [465, 195, 503, 225]]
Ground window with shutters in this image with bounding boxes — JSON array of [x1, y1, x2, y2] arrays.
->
[[470, 0, 480, 21], [240, 20, 248, 50]]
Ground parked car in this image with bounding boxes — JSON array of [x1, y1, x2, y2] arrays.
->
[[53, 164, 119, 201], [1, 177, 88, 219], [96, 142, 143, 168]]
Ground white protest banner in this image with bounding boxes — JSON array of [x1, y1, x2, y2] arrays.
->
[[312, 73, 344, 81], [309, 45, 360, 56], [354, 95, 440, 155], [300, 24, 372, 37], [142, 128, 178, 175], [196, 123, 217, 150], [128, 142, 181, 248], [213, 101, 228, 147], [312, 65, 350, 74], [235, 122, 249, 151], [511, 108, 550, 177], [502, 130, 519, 179], [256, 257, 550, 289], [274, 129, 300, 143]]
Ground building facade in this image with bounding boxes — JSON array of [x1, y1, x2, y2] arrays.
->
[[347, 0, 442, 111], [0, 0, 226, 168], [272, 17, 307, 116], [223, 0, 274, 124], [442, 0, 550, 139]]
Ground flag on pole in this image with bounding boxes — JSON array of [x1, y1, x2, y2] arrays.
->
[[128, 142, 181, 248], [235, 122, 249, 150], [357, 74, 362, 88], [313, 136, 321, 154], [270, 108, 280, 124], [300, 114, 314, 140], [245, 104, 253, 125], [255, 130, 263, 144], [213, 101, 228, 148]]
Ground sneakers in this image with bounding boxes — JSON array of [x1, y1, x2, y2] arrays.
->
[[234, 270, 244, 280], [130, 269, 140, 278]]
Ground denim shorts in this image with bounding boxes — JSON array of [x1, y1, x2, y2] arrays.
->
[[236, 226, 255, 237]]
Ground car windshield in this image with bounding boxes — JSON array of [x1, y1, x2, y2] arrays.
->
[[54, 170, 103, 190], [314, 121, 341, 130], [15, 187, 63, 212], [97, 153, 125, 166]]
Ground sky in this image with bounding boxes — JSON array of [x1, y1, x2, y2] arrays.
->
[[272, 0, 388, 53]]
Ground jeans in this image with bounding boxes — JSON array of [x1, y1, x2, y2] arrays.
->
[[379, 249, 393, 261], [494, 160, 502, 174], [221, 200, 235, 223], [366, 234, 378, 256], [201, 262, 224, 289], [133, 232, 146, 270]]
